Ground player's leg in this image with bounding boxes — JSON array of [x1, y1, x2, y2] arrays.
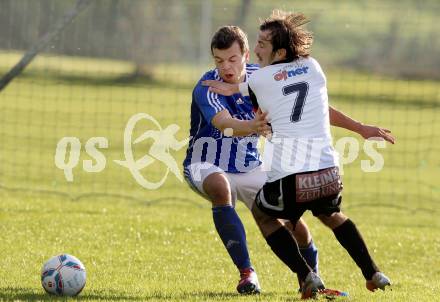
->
[[234, 168, 314, 280], [282, 219, 319, 290], [203, 173, 254, 269], [251, 171, 348, 298], [233, 166, 319, 276], [250, 202, 313, 281], [284, 220, 311, 247], [184, 163, 260, 294], [285, 219, 319, 274], [316, 206, 391, 291], [253, 178, 325, 299]]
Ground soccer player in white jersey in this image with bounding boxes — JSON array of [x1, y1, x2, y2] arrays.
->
[[229, 11, 390, 298], [188, 25, 394, 297]]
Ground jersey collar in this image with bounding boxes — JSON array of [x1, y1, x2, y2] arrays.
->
[[270, 59, 293, 65]]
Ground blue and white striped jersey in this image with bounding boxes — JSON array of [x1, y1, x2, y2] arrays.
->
[[183, 64, 261, 173]]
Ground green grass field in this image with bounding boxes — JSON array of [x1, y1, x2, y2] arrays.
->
[[0, 52, 439, 301]]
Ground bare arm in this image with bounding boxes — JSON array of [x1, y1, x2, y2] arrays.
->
[[329, 106, 395, 144], [202, 80, 239, 96], [211, 109, 269, 137], [329, 106, 362, 132]]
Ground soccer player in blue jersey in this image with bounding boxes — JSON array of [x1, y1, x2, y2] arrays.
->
[[183, 25, 394, 295]]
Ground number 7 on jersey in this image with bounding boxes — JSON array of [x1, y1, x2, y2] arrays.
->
[[282, 82, 309, 123]]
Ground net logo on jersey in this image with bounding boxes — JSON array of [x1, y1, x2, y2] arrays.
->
[[274, 66, 309, 81]]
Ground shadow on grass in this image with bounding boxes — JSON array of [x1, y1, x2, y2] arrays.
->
[[0, 287, 286, 301], [0, 287, 140, 301]]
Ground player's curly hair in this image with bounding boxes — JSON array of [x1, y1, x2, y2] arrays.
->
[[210, 26, 249, 55], [260, 10, 313, 61]]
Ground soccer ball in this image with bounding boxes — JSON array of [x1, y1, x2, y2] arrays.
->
[[41, 254, 86, 296]]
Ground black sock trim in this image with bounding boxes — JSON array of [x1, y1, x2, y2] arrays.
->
[[333, 219, 379, 280], [266, 226, 311, 281]]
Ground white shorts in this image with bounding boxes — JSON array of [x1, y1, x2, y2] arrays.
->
[[183, 162, 267, 209]]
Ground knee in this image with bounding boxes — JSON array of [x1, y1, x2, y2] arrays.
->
[[208, 187, 231, 206], [318, 212, 347, 229], [203, 173, 232, 206], [251, 204, 283, 238]]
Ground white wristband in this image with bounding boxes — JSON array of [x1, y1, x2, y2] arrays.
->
[[238, 82, 250, 96]]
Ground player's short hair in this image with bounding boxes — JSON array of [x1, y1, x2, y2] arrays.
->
[[210, 26, 249, 55], [260, 10, 313, 61]]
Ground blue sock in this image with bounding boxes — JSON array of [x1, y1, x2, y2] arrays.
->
[[299, 240, 319, 274], [212, 205, 251, 270]]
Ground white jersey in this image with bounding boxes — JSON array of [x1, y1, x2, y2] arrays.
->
[[247, 57, 339, 182]]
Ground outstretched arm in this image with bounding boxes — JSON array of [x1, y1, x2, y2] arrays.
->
[[329, 106, 395, 144]]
